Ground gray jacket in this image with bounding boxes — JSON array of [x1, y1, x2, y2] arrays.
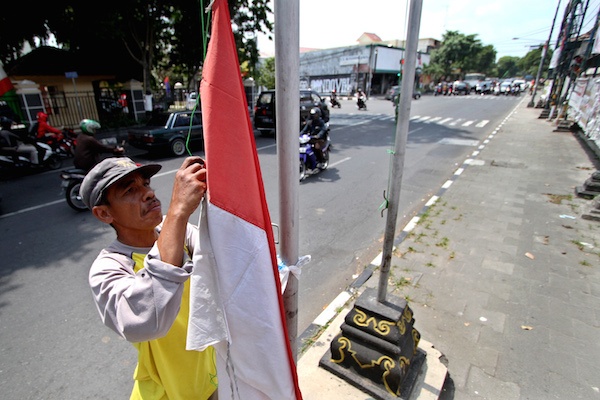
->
[[88, 220, 197, 342]]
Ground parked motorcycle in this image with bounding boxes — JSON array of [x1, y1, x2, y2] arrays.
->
[[299, 129, 331, 181], [60, 168, 88, 211]]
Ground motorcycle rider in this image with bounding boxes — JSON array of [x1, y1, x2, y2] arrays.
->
[[356, 88, 366, 109], [73, 119, 124, 171], [36, 112, 63, 141], [0, 117, 40, 165], [300, 107, 328, 171], [330, 89, 340, 108]]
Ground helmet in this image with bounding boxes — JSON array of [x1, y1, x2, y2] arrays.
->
[[309, 107, 321, 118], [0, 116, 13, 129], [37, 112, 48, 122], [332, 89, 336, 93], [80, 119, 101, 135]]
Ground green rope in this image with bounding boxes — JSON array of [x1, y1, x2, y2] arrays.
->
[[185, 0, 212, 156]]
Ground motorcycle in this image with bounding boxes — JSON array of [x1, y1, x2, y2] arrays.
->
[[60, 146, 128, 211], [357, 95, 367, 110], [0, 140, 62, 172], [330, 94, 341, 108], [30, 122, 77, 158], [60, 168, 88, 211], [299, 128, 331, 181]]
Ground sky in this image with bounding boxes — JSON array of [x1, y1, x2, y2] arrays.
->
[[257, 0, 600, 61]]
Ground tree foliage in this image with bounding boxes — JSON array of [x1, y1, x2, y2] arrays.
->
[[255, 57, 275, 89], [428, 31, 495, 80], [496, 56, 521, 79], [518, 45, 553, 78], [0, 0, 272, 91], [425, 30, 551, 82]]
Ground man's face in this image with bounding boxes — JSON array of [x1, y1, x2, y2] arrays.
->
[[101, 172, 163, 231]]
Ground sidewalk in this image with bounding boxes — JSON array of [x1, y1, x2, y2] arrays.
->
[[297, 98, 600, 399]]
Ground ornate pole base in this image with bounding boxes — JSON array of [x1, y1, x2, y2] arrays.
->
[[319, 287, 424, 399]]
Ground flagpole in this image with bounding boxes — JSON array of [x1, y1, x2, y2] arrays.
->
[[378, 0, 423, 303], [274, 0, 301, 360]]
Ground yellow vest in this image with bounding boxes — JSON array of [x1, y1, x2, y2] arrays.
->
[[130, 252, 217, 400]]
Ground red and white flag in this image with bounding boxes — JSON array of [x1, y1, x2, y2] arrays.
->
[[0, 64, 15, 98], [186, 0, 302, 398]]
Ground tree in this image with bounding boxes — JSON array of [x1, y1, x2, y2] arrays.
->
[[497, 56, 521, 78], [518, 46, 553, 78], [255, 57, 275, 89], [472, 45, 497, 76], [0, 0, 273, 92], [428, 31, 488, 80]]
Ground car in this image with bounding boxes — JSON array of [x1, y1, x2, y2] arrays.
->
[[475, 80, 493, 94], [386, 85, 400, 100], [127, 110, 203, 156], [512, 79, 527, 92], [253, 89, 328, 136], [452, 81, 470, 95], [389, 85, 421, 102], [494, 81, 512, 95]]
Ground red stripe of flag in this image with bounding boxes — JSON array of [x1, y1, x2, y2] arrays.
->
[[199, 0, 302, 398]]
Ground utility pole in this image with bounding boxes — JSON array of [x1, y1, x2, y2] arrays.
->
[[529, 0, 562, 108]]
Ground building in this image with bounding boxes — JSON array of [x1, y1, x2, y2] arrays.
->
[[298, 33, 436, 98]]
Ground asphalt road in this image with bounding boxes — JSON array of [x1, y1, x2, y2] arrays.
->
[[0, 92, 523, 399]]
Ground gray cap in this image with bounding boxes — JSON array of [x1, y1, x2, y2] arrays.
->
[[80, 157, 162, 209]]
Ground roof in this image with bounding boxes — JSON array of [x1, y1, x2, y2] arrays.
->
[[357, 33, 383, 44], [6, 46, 141, 81]]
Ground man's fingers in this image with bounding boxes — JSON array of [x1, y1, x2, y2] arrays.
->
[[182, 156, 205, 169]]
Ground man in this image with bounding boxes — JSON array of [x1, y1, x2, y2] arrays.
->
[[0, 117, 39, 165], [80, 156, 217, 399], [300, 107, 328, 171], [73, 119, 124, 171]]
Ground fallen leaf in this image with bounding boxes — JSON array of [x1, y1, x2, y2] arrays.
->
[[521, 325, 534, 330], [525, 252, 535, 260]]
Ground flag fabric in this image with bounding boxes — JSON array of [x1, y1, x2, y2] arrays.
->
[[186, 0, 302, 399], [0, 64, 14, 97]]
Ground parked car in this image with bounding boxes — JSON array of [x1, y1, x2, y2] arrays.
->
[[127, 110, 203, 156], [253, 89, 328, 136]]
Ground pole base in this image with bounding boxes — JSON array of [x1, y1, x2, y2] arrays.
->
[[319, 287, 423, 398]]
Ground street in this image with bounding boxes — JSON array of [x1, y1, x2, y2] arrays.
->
[[0, 94, 522, 399]]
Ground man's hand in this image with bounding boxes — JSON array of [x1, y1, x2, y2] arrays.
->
[[169, 156, 207, 219], [158, 156, 207, 267]]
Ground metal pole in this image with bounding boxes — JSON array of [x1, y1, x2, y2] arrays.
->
[[274, 0, 300, 361], [378, 0, 422, 303], [529, 0, 562, 108]]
